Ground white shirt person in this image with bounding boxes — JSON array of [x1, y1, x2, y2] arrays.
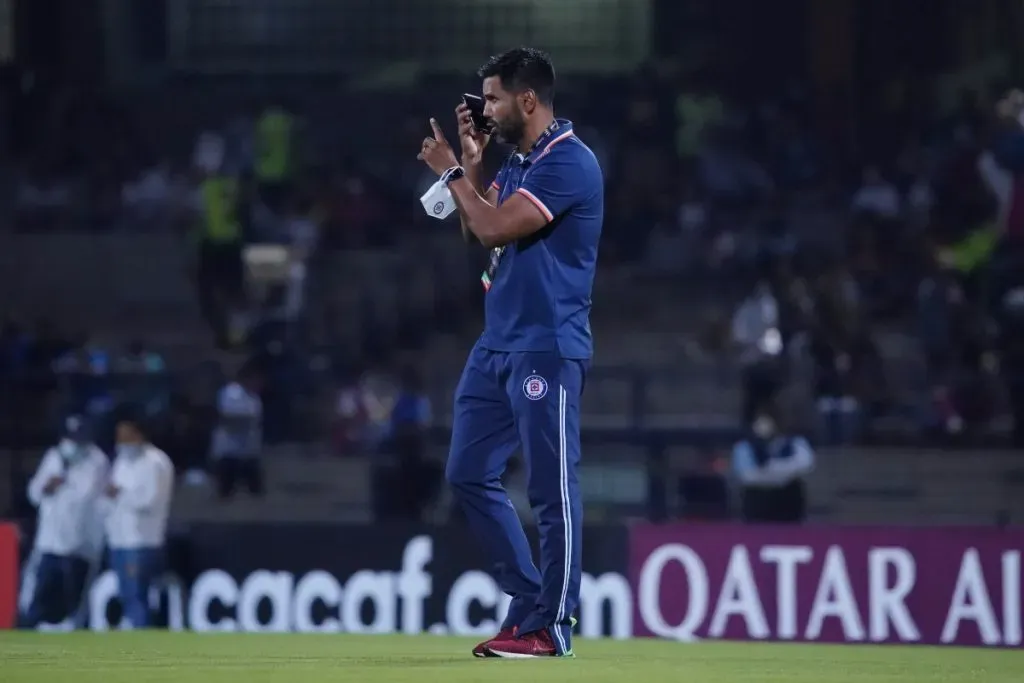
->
[[104, 417, 174, 628], [21, 416, 108, 628]]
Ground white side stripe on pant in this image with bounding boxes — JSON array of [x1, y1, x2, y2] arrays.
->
[[554, 384, 571, 653]]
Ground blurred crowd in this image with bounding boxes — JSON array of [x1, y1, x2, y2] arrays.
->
[[3, 58, 1024, 521]]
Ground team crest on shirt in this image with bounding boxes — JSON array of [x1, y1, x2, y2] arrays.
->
[[523, 375, 548, 400]]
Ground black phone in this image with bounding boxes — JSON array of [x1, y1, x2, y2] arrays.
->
[[462, 94, 492, 133]]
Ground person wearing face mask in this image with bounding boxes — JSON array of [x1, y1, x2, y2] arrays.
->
[[19, 416, 108, 629], [103, 414, 175, 629], [731, 411, 815, 524]]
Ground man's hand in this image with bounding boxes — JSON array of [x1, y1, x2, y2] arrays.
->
[[456, 103, 490, 168], [42, 475, 64, 495], [105, 482, 121, 498], [417, 118, 460, 176]]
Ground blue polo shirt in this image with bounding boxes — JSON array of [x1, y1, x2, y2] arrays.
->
[[479, 119, 603, 359]]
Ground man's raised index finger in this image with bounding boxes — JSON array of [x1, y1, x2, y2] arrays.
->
[[430, 118, 446, 142]]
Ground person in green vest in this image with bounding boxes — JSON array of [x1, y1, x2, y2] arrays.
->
[[254, 100, 297, 216], [195, 169, 245, 349]]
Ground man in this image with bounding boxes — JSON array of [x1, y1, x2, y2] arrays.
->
[[374, 365, 439, 521], [254, 99, 297, 215], [731, 411, 815, 523], [193, 156, 245, 349], [731, 278, 784, 422], [210, 361, 264, 499], [20, 416, 107, 629], [105, 415, 174, 628], [117, 339, 168, 419], [417, 47, 603, 658]]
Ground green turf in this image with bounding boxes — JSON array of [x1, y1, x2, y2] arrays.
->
[[1, 632, 1022, 682]]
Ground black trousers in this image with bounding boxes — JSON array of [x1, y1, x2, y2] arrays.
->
[[213, 456, 265, 499], [257, 181, 291, 215], [372, 441, 443, 521], [740, 479, 807, 523], [196, 240, 245, 346]]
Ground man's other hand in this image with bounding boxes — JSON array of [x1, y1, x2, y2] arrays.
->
[[42, 475, 64, 495], [456, 104, 490, 167], [417, 119, 460, 176]]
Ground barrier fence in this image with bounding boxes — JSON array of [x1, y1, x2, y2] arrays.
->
[[1, 520, 1021, 647]]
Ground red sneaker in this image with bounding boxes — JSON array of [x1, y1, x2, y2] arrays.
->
[[485, 628, 558, 658], [472, 628, 515, 658]]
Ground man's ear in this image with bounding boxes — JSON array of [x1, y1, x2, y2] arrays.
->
[[519, 90, 537, 115]]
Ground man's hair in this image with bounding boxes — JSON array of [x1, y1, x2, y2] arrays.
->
[[115, 405, 148, 438], [477, 47, 555, 107]]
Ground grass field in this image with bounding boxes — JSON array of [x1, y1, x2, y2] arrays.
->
[[2, 632, 1023, 683]]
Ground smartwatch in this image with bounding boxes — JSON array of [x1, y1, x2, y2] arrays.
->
[[442, 166, 466, 185]]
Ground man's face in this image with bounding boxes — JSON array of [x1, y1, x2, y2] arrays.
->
[[482, 76, 526, 145], [752, 416, 776, 439], [115, 422, 141, 446]]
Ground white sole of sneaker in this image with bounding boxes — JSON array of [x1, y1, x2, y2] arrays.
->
[[486, 649, 551, 659]]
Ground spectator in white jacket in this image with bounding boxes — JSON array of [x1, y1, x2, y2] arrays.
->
[[104, 415, 174, 628], [20, 416, 108, 629]]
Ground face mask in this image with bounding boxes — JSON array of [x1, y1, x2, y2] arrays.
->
[[117, 443, 143, 459], [752, 418, 776, 439], [59, 439, 86, 461]]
